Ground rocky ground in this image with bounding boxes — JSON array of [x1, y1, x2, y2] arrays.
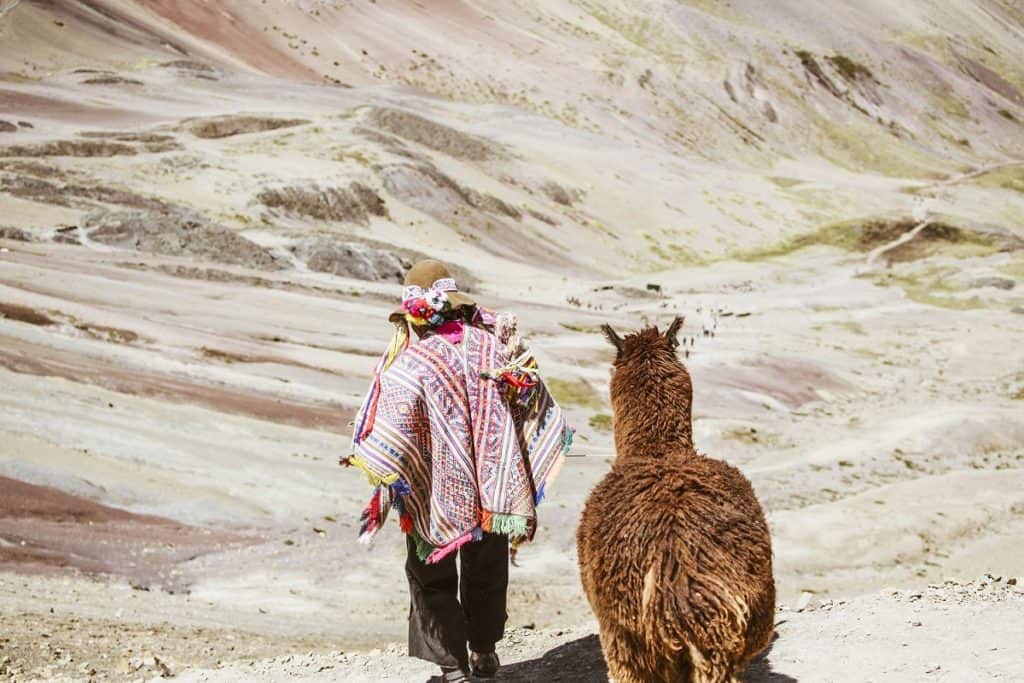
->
[[5, 577, 1019, 682], [176, 577, 1024, 683], [1, 1, 1024, 681]]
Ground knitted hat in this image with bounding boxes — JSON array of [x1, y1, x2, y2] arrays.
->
[[389, 259, 475, 323]]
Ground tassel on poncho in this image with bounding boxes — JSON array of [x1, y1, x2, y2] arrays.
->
[[348, 314, 570, 562]]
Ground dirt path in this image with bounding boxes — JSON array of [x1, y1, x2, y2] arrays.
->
[[933, 159, 1024, 187], [865, 219, 931, 266], [171, 578, 1024, 683], [867, 158, 1024, 266]]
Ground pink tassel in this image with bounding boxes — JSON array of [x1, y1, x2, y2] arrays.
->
[[425, 527, 482, 564]]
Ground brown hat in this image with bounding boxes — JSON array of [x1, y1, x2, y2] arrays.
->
[[389, 259, 476, 323]]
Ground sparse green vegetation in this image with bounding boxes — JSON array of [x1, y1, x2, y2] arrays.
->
[[972, 165, 1024, 193], [581, 4, 685, 61], [730, 218, 999, 263], [838, 321, 867, 335], [998, 256, 1024, 279], [222, 212, 253, 225], [814, 114, 949, 178], [559, 322, 602, 333], [641, 231, 707, 266], [826, 54, 875, 82], [929, 90, 972, 120], [868, 271, 987, 310], [721, 425, 782, 446], [588, 413, 614, 433], [547, 378, 603, 410], [767, 176, 804, 188], [334, 148, 374, 166]]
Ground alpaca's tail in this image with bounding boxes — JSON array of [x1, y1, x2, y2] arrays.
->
[[641, 546, 749, 682]]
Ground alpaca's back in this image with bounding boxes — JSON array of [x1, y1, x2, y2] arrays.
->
[[577, 450, 775, 683]]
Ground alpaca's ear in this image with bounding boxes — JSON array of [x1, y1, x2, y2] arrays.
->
[[601, 324, 624, 354], [664, 316, 685, 349]]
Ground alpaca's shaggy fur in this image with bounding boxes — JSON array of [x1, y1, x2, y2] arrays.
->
[[577, 319, 775, 683]]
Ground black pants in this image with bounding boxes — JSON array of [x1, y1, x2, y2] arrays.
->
[[405, 533, 509, 669]]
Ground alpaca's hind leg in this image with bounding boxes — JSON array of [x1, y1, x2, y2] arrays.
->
[[686, 646, 738, 683], [597, 623, 648, 683]]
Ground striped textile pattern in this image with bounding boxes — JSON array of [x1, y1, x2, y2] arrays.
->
[[352, 323, 568, 553]]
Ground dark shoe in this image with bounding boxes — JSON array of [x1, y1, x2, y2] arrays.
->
[[440, 666, 470, 682], [470, 651, 500, 678]]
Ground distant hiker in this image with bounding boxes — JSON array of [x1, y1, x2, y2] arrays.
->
[[343, 259, 573, 682]]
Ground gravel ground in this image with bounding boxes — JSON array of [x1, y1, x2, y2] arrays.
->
[[167, 577, 1024, 683]]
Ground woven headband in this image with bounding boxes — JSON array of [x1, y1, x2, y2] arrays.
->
[[402, 277, 458, 303]]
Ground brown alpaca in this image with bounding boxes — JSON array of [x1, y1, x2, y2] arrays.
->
[[577, 318, 775, 683]]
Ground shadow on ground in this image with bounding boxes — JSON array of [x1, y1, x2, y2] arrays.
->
[[423, 635, 606, 682], [498, 634, 608, 682], [743, 637, 798, 683], [424, 632, 795, 682]]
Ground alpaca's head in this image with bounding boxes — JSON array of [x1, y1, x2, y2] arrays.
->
[[601, 317, 693, 452]]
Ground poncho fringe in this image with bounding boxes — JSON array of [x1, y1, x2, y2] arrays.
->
[[347, 313, 570, 562]]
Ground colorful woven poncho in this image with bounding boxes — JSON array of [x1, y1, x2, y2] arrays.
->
[[346, 313, 571, 563]]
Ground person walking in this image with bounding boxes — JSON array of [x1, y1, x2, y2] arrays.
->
[[343, 259, 572, 681]]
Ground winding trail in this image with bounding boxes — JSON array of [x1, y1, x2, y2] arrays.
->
[[931, 159, 1024, 188], [865, 218, 931, 266], [865, 158, 1024, 267], [0, 1, 21, 20]]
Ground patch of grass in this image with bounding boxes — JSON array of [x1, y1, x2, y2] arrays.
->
[[581, 6, 684, 61], [589, 413, 614, 433], [838, 321, 867, 335], [1011, 387, 1024, 400], [928, 89, 972, 121], [641, 231, 707, 266], [884, 225, 999, 263], [223, 212, 253, 225], [559, 322, 602, 334], [826, 54, 875, 82], [729, 219, 865, 261], [972, 165, 1024, 193], [547, 378, 603, 410], [721, 426, 777, 446], [868, 271, 987, 310], [998, 257, 1024, 279], [767, 176, 804, 188], [795, 50, 833, 91], [334, 148, 374, 166], [806, 104, 953, 178], [893, 450, 924, 471], [731, 218, 998, 262]]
